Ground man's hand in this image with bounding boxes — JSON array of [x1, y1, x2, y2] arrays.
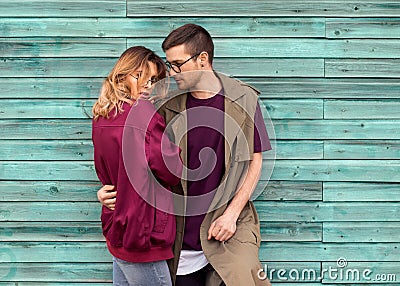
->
[[97, 185, 117, 210], [207, 213, 237, 242]]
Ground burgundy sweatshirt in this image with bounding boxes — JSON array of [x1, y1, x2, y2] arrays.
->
[[92, 100, 182, 263]]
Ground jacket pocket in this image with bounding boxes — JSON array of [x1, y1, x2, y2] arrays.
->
[[231, 202, 261, 246], [231, 223, 259, 246]]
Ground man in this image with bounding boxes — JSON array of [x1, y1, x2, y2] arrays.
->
[[97, 24, 272, 286]]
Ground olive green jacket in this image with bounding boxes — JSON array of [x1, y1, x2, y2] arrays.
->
[[157, 72, 270, 286]]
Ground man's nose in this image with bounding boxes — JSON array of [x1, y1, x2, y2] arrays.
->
[[168, 69, 177, 76]]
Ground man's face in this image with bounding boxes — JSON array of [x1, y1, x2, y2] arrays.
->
[[165, 44, 202, 90]]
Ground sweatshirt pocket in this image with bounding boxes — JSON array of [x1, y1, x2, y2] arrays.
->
[[122, 216, 151, 250], [152, 209, 169, 233], [101, 208, 123, 247], [150, 209, 175, 247], [101, 207, 151, 250]]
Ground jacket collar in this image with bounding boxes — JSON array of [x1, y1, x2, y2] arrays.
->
[[215, 72, 246, 102]]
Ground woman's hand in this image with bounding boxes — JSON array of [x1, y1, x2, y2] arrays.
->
[[97, 185, 117, 210]]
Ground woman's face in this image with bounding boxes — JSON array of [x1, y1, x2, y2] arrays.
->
[[126, 61, 158, 99]]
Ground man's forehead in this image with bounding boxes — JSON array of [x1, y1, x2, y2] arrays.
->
[[165, 45, 190, 62]]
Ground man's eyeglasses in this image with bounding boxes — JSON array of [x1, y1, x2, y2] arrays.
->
[[130, 74, 158, 86], [165, 53, 200, 73]]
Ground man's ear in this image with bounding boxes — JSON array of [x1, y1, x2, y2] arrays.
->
[[199, 51, 209, 67]]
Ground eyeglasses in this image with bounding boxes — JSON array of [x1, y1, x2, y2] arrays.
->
[[129, 74, 158, 86], [165, 53, 200, 73]]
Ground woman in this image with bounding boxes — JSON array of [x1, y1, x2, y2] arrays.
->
[[92, 46, 182, 286]]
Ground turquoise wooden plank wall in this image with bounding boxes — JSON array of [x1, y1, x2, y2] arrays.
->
[[0, 0, 399, 285]]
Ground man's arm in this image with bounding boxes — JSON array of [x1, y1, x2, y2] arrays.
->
[[208, 152, 262, 242], [97, 185, 117, 211]]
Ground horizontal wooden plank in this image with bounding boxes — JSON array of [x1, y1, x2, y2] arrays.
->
[[0, 263, 111, 282], [269, 160, 400, 182], [0, 181, 100, 202], [0, 222, 103, 242], [255, 201, 400, 222], [0, 0, 125, 17], [0, 202, 101, 221], [0, 120, 91, 140], [260, 242, 400, 262], [1, 179, 320, 203], [255, 180, 322, 201], [3, 77, 398, 100], [326, 59, 400, 78], [17, 262, 384, 283], [4, 283, 396, 286], [0, 161, 97, 181], [0, 241, 399, 263], [3, 119, 400, 140], [248, 78, 400, 99], [1, 77, 398, 105], [209, 58, 324, 77], [0, 242, 109, 262], [323, 182, 400, 202], [327, 18, 400, 39], [262, 99, 323, 119], [324, 222, 400, 242], [127, 1, 400, 17], [324, 100, 400, 119], [128, 38, 400, 59], [1, 201, 399, 222], [234, 284, 394, 286], [322, 261, 399, 283], [0, 99, 321, 120], [1, 283, 391, 286], [0, 100, 94, 119], [325, 140, 400, 159], [0, 78, 102, 99], [0, 140, 94, 161], [0, 58, 115, 78], [1, 160, 399, 182], [0, 140, 320, 161], [261, 222, 322, 242], [0, 17, 325, 38], [272, 120, 400, 140], [0, 58, 324, 78], [256, 284, 322, 286], [273, 140, 323, 159], [0, 38, 125, 58], [0, 283, 111, 286]]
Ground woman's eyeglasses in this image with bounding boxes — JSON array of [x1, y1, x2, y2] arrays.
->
[[130, 74, 158, 86]]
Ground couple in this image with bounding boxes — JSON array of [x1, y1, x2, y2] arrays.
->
[[92, 23, 272, 286]]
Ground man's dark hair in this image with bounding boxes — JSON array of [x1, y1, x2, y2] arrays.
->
[[162, 24, 214, 65]]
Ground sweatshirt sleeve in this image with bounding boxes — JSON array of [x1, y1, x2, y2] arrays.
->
[[146, 114, 183, 187]]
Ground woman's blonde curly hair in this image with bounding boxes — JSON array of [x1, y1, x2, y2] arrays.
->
[[92, 46, 166, 120]]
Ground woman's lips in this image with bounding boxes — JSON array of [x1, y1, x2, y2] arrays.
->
[[139, 92, 150, 99]]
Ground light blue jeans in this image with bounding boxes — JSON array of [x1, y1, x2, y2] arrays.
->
[[113, 257, 172, 286]]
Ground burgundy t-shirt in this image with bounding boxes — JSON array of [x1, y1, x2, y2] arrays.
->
[[183, 91, 271, 251]]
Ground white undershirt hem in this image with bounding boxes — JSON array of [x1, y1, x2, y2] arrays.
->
[[176, 250, 209, 275]]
